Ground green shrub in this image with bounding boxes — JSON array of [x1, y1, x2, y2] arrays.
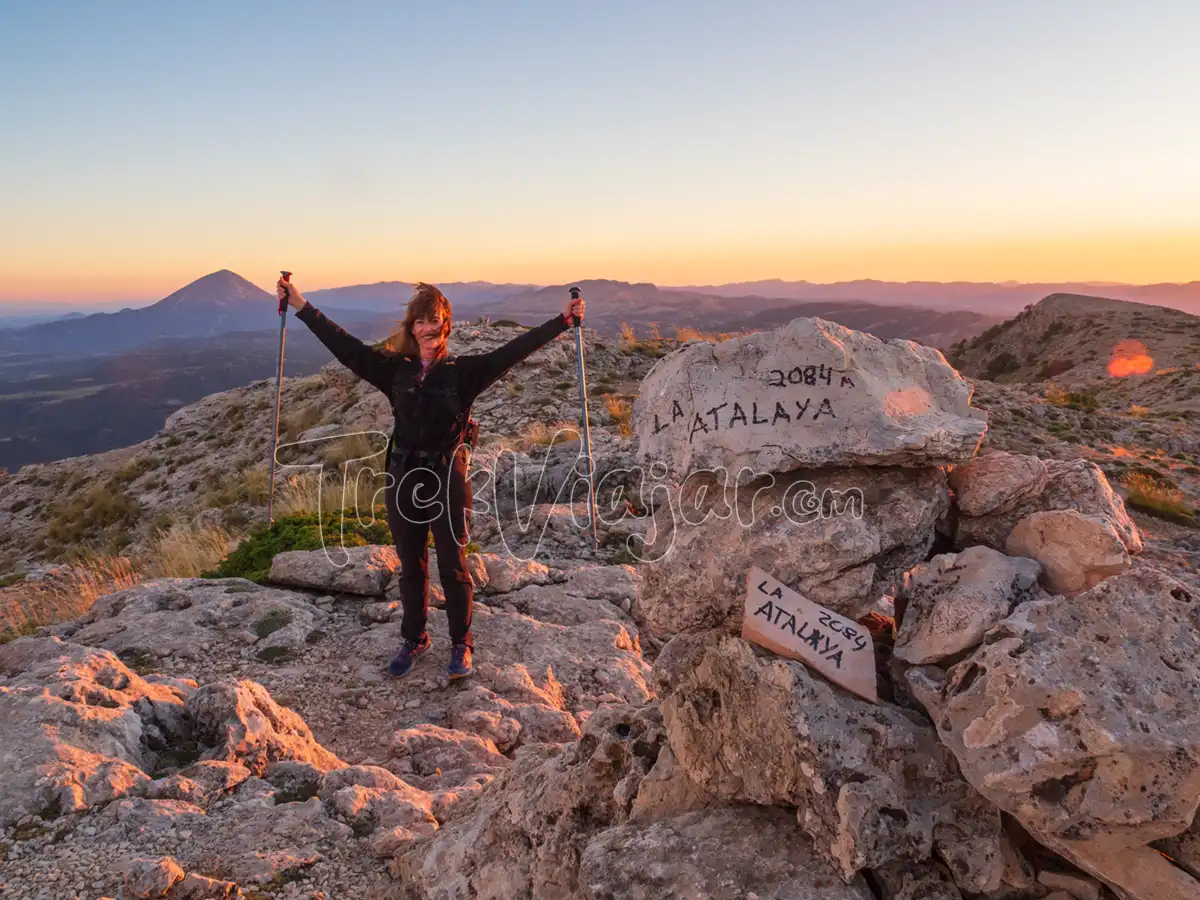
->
[[983, 352, 1021, 380], [204, 507, 392, 583], [975, 322, 1011, 346]]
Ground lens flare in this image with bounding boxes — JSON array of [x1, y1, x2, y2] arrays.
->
[[1107, 339, 1153, 378]]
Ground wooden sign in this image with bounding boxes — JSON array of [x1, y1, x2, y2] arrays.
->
[[741, 566, 878, 703]]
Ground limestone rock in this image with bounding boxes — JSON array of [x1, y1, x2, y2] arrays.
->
[[627, 744, 712, 824], [579, 806, 876, 899], [561, 563, 642, 607], [268, 544, 399, 596], [0, 638, 188, 827], [318, 765, 437, 836], [171, 873, 243, 899], [394, 705, 668, 899], [933, 567, 1200, 853], [955, 458, 1141, 555], [640, 466, 949, 631], [70, 578, 328, 663], [1005, 509, 1131, 594], [351, 605, 652, 724], [1039, 841, 1200, 900], [633, 316, 987, 476], [1037, 869, 1102, 900], [186, 679, 344, 775], [948, 451, 1048, 517], [485, 437, 640, 520], [655, 635, 1002, 889], [122, 855, 185, 898], [483, 502, 615, 561], [501, 582, 634, 628], [894, 546, 1043, 664], [478, 552, 555, 594], [871, 860, 963, 900], [214, 796, 350, 883], [137, 760, 251, 806], [387, 723, 510, 794]]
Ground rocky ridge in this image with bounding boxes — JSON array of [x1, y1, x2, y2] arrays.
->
[[949, 293, 1200, 414], [1, 304, 1199, 900]]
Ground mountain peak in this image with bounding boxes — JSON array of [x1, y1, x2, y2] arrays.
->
[[157, 270, 272, 309]]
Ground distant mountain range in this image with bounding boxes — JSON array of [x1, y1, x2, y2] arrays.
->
[[671, 279, 1200, 316], [4, 271, 1199, 359]]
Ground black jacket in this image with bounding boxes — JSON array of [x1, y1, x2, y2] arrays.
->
[[295, 302, 572, 455]]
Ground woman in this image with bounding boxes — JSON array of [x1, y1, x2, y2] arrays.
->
[[278, 278, 584, 680]]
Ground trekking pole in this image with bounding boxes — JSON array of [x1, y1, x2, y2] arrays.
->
[[267, 270, 291, 524], [570, 286, 599, 553]]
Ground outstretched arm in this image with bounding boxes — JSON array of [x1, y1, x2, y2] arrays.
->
[[280, 278, 396, 393], [462, 313, 572, 399], [461, 294, 586, 399]]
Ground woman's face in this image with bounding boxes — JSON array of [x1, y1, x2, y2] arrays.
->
[[413, 312, 445, 353]]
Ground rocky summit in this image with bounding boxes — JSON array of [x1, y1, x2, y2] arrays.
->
[[1, 304, 1199, 900]]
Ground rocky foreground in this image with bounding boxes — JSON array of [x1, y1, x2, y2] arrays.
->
[[2, 313, 1200, 900]]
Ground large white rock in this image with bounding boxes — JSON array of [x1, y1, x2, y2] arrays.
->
[[69, 578, 329, 663], [948, 451, 1048, 517], [954, 458, 1141, 555], [0, 638, 188, 827], [639, 466, 949, 629], [633, 317, 987, 476], [269, 544, 399, 596], [931, 567, 1200, 855], [394, 705, 671, 899], [1005, 509, 1131, 594], [654, 634, 1003, 891]]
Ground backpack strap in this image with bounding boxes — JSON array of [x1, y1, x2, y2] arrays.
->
[[384, 355, 479, 468], [442, 357, 481, 453]]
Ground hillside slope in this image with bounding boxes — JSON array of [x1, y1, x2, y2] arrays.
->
[[949, 293, 1200, 413]]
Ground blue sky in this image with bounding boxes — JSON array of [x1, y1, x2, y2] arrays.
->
[[2, 1, 1198, 302]]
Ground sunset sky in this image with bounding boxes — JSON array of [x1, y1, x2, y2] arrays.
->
[[2, 2, 1198, 304]]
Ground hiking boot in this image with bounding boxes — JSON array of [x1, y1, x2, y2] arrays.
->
[[447, 643, 474, 680], [387, 634, 431, 678]]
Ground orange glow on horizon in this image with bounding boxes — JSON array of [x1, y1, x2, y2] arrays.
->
[[2, 228, 1200, 304]]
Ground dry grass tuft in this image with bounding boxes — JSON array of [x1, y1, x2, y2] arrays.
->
[[521, 420, 581, 450], [0, 556, 140, 641], [281, 402, 326, 442], [673, 326, 737, 343], [144, 521, 234, 578], [319, 432, 385, 470], [1124, 472, 1198, 526], [603, 394, 633, 437]]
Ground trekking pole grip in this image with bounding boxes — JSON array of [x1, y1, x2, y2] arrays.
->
[[569, 285, 582, 328], [279, 270, 292, 316]]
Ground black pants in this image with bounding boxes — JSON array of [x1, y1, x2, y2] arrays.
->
[[385, 451, 474, 648]]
